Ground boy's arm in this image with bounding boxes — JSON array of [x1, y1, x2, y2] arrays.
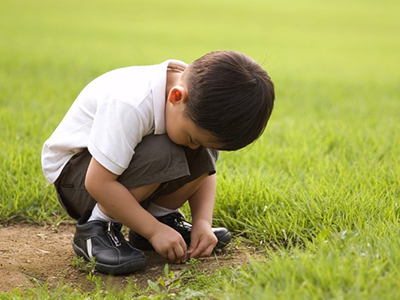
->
[[187, 174, 218, 258], [85, 158, 187, 263]]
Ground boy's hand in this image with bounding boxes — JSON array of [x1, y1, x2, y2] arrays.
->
[[187, 220, 218, 258], [148, 223, 187, 263]]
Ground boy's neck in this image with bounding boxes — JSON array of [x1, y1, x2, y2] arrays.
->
[[165, 67, 184, 100]]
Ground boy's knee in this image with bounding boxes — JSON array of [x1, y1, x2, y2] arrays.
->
[[134, 134, 184, 170], [117, 134, 187, 189]]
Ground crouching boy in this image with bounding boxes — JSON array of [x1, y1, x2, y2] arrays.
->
[[41, 50, 275, 274]]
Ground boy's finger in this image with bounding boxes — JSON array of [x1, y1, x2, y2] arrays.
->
[[190, 240, 208, 258], [172, 239, 186, 263], [200, 244, 215, 257], [188, 236, 199, 254], [167, 249, 176, 261], [174, 245, 184, 260], [174, 243, 187, 263]]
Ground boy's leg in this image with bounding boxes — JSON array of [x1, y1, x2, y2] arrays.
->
[[130, 173, 231, 251], [54, 135, 190, 220], [54, 134, 192, 274], [129, 146, 231, 251], [152, 173, 208, 210], [90, 182, 160, 222]]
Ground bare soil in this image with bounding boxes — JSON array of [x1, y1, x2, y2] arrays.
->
[[0, 224, 259, 293]]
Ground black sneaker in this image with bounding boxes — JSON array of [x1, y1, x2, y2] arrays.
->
[[73, 216, 147, 275], [129, 211, 231, 251]]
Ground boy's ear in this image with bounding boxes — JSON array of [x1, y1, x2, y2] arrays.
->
[[168, 86, 188, 104]]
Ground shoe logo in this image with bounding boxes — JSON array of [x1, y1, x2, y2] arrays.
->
[[86, 238, 93, 258]]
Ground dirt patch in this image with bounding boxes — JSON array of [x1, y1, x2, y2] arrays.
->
[[0, 224, 261, 293]]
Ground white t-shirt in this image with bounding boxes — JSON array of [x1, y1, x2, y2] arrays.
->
[[41, 59, 188, 184]]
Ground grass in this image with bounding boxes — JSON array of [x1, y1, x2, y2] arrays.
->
[[1, 0, 400, 298], [3, 260, 239, 299]]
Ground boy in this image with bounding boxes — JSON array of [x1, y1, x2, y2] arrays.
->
[[42, 51, 275, 275]]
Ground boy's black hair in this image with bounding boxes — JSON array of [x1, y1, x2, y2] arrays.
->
[[183, 50, 275, 151]]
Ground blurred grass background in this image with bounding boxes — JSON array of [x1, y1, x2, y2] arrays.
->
[[1, 0, 398, 223], [1, 0, 400, 298]]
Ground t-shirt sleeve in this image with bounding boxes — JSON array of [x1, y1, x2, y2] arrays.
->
[[88, 98, 146, 175]]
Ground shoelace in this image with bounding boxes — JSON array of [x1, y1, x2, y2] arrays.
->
[[107, 222, 122, 247], [176, 218, 192, 230], [163, 212, 192, 232]]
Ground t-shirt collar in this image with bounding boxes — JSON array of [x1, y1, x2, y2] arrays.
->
[[151, 59, 188, 135]]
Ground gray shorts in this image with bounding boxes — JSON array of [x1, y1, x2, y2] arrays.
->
[[54, 134, 219, 220]]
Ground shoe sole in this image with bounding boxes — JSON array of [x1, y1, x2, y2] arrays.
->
[[73, 243, 147, 275]]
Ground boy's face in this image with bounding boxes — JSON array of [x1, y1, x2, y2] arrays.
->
[[165, 87, 221, 150]]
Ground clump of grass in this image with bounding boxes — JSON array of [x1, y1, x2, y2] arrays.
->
[[2, 260, 239, 299], [72, 256, 96, 275], [223, 227, 400, 299]]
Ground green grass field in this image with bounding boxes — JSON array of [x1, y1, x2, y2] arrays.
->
[[1, 0, 400, 298]]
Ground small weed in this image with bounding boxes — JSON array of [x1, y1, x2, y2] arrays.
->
[[72, 256, 96, 275], [140, 263, 207, 300], [144, 264, 182, 299]]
